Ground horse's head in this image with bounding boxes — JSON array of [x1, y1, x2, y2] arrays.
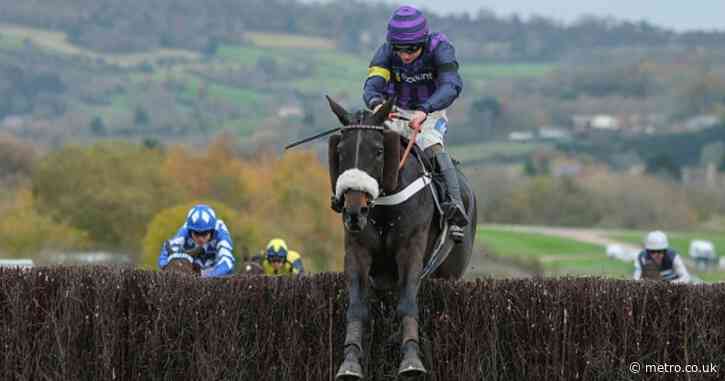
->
[[240, 258, 265, 276], [162, 241, 200, 275], [164, 255, 198, 274], [327, 97, 400, 233]]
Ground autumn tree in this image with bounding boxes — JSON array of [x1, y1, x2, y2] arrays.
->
[[32, 141, 182, 257], [0, 189, 90, 259]]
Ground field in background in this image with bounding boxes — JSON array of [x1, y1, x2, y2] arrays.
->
[[0, 23, 200, 66], [0, 23, 558, 139], [476, 226, 633, 279], [244, 31, 336, 49], [476, 225, 725, 282]]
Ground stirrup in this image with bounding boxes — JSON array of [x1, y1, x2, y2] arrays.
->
[[449, 225, 464, 242], [443, 201, 469, 227]]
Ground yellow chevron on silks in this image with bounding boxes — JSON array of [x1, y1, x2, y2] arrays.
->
[[367, 66, 391, 82]]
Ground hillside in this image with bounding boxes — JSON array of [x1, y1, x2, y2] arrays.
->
[[1, 1, 724, 174], [0, 22, 556, 148]]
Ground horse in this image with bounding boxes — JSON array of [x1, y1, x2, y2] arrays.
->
[[327, 97, 477, 379], [239, 256, 265, 275], [161, 242, 202, 275]]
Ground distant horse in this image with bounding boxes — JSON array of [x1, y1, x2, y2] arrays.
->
[[327, 97, 477, 379], [161, 242, 201, 275], [240, 256, 265, 276]]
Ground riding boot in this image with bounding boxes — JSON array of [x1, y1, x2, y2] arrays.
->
[[434, 151, 469, 242]]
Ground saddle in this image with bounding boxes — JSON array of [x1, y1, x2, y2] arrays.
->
[[376, 137, 470, 279]]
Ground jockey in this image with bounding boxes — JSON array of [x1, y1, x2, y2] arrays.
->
[[363, 4, 468, 241], [260, 238, 304, 276], [633, 230, 690, 284], [158, 204, 235, 277]]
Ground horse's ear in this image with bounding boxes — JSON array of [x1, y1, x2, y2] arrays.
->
[[382, 130, 400, 194], [328, 133, 342, 194], [326, 95, 351, 126], [369, 97, 395, 126]]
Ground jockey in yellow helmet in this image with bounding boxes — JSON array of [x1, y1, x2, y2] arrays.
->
[[261, 238, 304, 276]]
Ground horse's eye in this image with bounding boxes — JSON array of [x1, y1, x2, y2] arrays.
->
[[376, 148, 384, 157]]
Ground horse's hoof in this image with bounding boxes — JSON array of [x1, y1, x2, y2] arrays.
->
[[398, 356, 427, 377], [336, 360, 363, 380]]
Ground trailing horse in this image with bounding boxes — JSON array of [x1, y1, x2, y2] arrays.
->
[[161, 241, 202, 275], [326, 97, 477, 379]]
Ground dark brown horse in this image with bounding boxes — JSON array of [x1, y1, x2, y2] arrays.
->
[[327, 97, 477, 379], [161, 243, 201, 275], [240, 256, 265, 275]]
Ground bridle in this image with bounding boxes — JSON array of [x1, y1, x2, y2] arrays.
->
[[341, 124, 385, 170]]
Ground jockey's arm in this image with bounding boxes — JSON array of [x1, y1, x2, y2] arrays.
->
[[201, 223, 235, 278], [291, 259, 304, 274], [363, 44, 392, 110], [417, 42, 462, 113], [671, 255, 691, 284], [287, 250, 304, 275]]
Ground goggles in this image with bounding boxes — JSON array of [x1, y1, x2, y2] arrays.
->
[[267, 248, 287, 263], [392, 44, 423, 54], [190, 230, 213, 237], [647, 249, 666, 255]]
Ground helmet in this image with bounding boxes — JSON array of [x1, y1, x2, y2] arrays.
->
[[645, 231, 668, 251], [186, 204, 217, 233], [266, 238, 288, 262], [386, 5, 429, 45]]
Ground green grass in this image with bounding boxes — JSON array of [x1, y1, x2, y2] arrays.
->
[[216, 44, 278, 66], [477, 227, 632, 279], [207, 83, 260, 105], [0, 23, 199, 66], [478, 227, 603, 258], [478, 227, 725, 282], [244, 32, 336, 50], [0, 34, 24, 50]]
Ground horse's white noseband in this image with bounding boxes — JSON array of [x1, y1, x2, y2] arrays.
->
[[335, 169, 380, 201]]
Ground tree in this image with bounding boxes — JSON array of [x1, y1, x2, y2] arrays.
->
[[0, 189, 90, 259], [90, 116, 107, 136], [32, 142, 182, 256], [645, 153, 681, 180], [0, 135, 35, 180]]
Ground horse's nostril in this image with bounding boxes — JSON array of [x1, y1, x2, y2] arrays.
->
[[360, 206, 369, 215]]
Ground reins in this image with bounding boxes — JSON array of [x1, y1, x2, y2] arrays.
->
[[398, 119, 421, 170], [286, 112, 418, 172]]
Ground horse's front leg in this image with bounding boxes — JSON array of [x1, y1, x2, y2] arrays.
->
[[336, 244, 371, 380], [396, 237, 427, 377]]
